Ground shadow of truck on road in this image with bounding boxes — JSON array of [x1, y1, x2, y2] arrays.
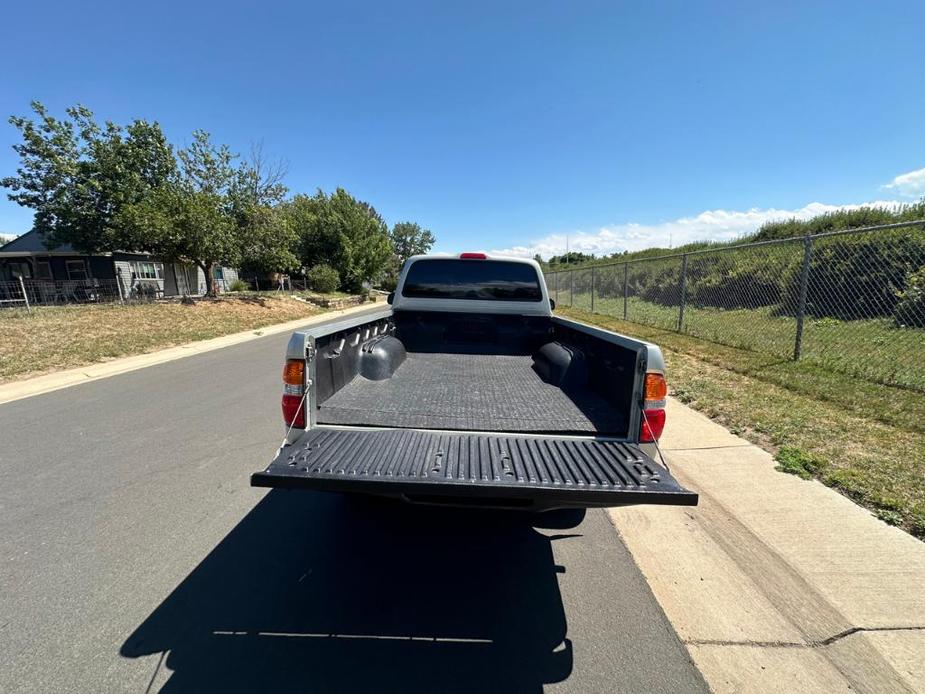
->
[[121, 491, 580, 692]]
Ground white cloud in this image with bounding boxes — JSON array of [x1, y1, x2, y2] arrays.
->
[[884, 166, 925, 198], [489, 200, 908, 259]]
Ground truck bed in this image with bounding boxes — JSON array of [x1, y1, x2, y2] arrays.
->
[[253, 307, 697, 510], [317, 352, 624, 433], [252, 427, 697, 510]]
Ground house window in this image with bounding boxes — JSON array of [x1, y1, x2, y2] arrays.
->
[[36, 261, 52, 280], [213, 266, 224, 280], [66, 260, 88, 281], [6, 261, 32, 280], [132, 261, 163, 280]]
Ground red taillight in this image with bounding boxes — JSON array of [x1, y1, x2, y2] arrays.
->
[[282, 393, 305, 428], [640, 408, 666, 442], [282, 359, 306, 428], [459, 252, 487, 259], [640, 372, 667, 442]]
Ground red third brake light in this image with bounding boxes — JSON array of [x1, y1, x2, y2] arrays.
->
[[459, 252, 487, 259]]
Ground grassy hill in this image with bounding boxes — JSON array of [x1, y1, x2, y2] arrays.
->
[[542, 200, 925, 270]]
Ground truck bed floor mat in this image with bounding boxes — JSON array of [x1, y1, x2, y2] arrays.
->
[[316, 352, 624, 434]]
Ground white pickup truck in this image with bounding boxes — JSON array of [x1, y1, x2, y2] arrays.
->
[[252, 253, 697, 511]]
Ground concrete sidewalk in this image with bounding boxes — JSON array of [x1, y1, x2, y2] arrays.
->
[[0, 302, 384, 406], [610, 398, 925, 693]]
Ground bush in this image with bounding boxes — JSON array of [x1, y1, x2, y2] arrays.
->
[[894, 266, 925, 328], [547, 204, 925, 320], [692, 267, 782, 309], [630, 261, 681, 305], [306, 264, 340, 293], [752, 201, 925, 242], [228, 278, 250, 292], [780, 231, 925, 320]]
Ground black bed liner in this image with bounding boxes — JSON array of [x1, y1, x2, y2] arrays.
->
[[317, 352, 623, 433], [252, 427, 697, 510]]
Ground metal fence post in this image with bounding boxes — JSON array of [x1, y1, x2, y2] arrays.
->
[[555, 272, 559, 304], [18, 276, 31, 312], [793, 234, 813, 360], [622, 263, 628, 319], [677, 254, 688, 331], [569, 270, 574, 307], [590, 266, 595, 313]]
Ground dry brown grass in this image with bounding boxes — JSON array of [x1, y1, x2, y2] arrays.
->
[[0, 295, 323, 384]]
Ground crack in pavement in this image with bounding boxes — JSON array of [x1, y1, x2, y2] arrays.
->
[[684, 624, 925, 650]]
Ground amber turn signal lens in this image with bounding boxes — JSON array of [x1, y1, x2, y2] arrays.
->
[[644, 372, 668, 402], [282, 359, 304, 385]]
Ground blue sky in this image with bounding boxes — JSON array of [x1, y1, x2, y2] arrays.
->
[[1, 0, 923, 255]]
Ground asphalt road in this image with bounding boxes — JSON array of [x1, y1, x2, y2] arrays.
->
[[0, 311, 708, 693]]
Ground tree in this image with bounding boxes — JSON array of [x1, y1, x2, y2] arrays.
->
[[231, 141, 288, 212], [230, 142, 297, 276], [117, 131, 298, 296], [286, 188, 393, 291], [390, 221, 435, 264], [117, 131, 239, 295], [1, 101, 176, 253], [235, 204, 298, 276], [119, 185, 236, 295], [548, 251, 594, 266], [380, 221, 435, 289]]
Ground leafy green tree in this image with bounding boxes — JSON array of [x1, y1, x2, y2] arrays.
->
[[229, 143, 298, 275], [548, 251, 594, 266], [381, 221, 436, 289], [286, 188, 392, 291], [390, 221, 435, 263], [117, 131, 239, 295], [120, 185, 236, 296], [1, 101, 176, 253], [236, 204, 298, 275], [119, 131, 297, 296]]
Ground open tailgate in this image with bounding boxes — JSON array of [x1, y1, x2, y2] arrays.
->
[[252, 428, 697, 510]]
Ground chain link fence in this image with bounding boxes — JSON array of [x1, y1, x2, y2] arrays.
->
[[545, 220, 925, 392], [0, 277, 234, 308]]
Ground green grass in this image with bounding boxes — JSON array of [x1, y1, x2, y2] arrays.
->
[[558, 306, 925, 540], [774, 446, 826, 480], [552, 291, 925, 392]]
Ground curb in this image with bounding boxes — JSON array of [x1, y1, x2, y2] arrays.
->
[[0, 302, 383, 406], [609, 398, 925, 693]]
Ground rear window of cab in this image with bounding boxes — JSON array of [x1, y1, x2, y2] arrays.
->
[[401, 259, 543, 302]]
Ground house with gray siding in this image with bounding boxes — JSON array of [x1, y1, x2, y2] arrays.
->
[[0, 230, 239, 297]]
